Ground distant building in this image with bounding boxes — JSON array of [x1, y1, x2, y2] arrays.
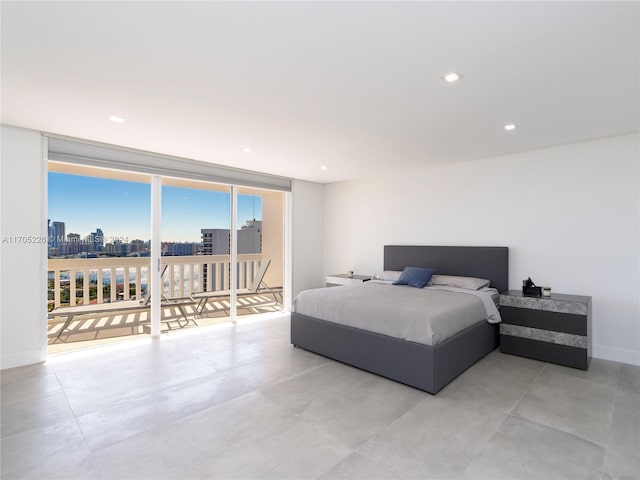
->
[[129, 239, 145, 254], [65, 233, 82, 255], [47, 219, 53, 256], [92, 228, 104, 252], [105, 241, 128, 256], [51, 221, 65, 248], [238, 220, 262, 254], [162, 242, 198, 256], [201, 220, 262, 256], [45, 222, 150, 258], [201, 229, 231, 255], [200, 220, 262, 290]]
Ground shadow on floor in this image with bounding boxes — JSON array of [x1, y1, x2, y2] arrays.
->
[[47, 294, 282, 353]]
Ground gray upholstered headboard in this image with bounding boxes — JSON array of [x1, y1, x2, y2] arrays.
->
[[383, 245, 509, 293]]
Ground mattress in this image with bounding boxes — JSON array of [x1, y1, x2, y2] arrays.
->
[[293, 282, 501, 346]]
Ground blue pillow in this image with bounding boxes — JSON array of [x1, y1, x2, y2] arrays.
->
[[393, 267, 437, 288]]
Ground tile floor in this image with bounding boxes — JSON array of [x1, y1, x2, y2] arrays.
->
[[1, 314, 639, 479]]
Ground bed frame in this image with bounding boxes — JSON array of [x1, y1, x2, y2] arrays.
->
[[291, 245, 509, 394]]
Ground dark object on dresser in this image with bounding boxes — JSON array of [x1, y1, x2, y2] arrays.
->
[[499, 290, 592, 370], [522, 277, 542, 297], [291, 245, 509, 394]]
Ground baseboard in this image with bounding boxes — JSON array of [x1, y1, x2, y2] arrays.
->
[[592, 344, 640, 366], [1, 349, 46, 370]]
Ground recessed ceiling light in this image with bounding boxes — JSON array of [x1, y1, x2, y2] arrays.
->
[[243, 147, 253, 153], [504, 124, 517, 131], [320, 165, 328, 170], [108, 115, 125, 123], [442, 72, 462, 83]]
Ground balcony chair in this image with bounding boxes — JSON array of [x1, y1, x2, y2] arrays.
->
[[48, 265, 198, 341], [191, 259, 282, 316]]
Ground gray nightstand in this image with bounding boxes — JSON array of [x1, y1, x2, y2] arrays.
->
[[499, 290, 592, 370], [325, 274, 372, 287]]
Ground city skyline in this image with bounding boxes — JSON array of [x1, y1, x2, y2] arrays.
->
[[48, 172, 263, 242]]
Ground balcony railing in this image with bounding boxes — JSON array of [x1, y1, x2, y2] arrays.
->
[[48, 254, 264, 309]]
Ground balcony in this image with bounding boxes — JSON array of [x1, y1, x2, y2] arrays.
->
[[44, 164, 287, 354], [47, 254, 282, 350]]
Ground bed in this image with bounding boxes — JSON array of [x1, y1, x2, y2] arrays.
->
[[290, 245, 509, 394]]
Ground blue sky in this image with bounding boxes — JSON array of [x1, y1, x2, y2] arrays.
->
[[48, 173, 262, 242]]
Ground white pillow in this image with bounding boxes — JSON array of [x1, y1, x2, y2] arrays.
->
[[372, 270, 403, 282], [428, 274, 490, 290]]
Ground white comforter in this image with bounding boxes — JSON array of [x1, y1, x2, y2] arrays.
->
[[293, 282, 501, 346]]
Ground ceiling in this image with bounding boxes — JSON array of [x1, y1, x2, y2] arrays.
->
[[1, 1, 638, 184]]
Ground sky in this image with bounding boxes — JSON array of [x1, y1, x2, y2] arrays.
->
[[48, 172, 262, 242]]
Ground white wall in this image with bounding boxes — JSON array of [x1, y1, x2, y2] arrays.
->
[[2, 124, 635, 367], [291, 179, 324, 297], [324, 133, 640, 365], [0, 126, 325, 369], [1, 125, 47, 369]]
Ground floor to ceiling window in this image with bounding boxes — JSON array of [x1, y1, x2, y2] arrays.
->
[[47, 163, 152, 352], [235, 186, 284, 315], [47, 158, 287, 354], [161, 178, 232, 325]]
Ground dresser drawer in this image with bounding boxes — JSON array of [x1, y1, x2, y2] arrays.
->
[[500, 335, 589, 370], [500, 306, 587, 336]]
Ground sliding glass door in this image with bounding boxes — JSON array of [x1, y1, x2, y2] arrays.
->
[[161, 178, 232, 324], [47, 161, 287, 353], [235, 186, 284, 315], [47, 163, 151, 351]]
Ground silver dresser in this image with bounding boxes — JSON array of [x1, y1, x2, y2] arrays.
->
[[499, 290, 592, 370]]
